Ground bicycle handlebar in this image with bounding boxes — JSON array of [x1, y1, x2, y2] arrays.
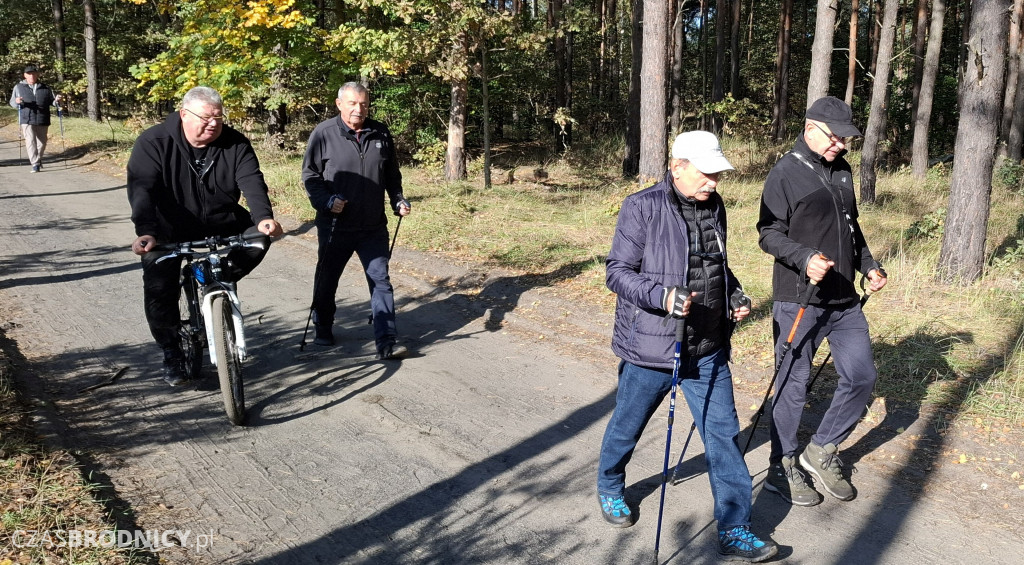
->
[[153, 232, 266, 263]]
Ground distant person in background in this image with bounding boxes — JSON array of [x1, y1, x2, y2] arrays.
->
[[302, 82, 411, 360], [9, 65, 62, 173]]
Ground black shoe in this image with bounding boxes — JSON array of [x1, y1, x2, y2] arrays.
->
[[597, 494, 634, 528], [376, 343, 408, 360], [162, 359, 187, 387], [313, 324, 335, 346], [717, 526, 778, 562]]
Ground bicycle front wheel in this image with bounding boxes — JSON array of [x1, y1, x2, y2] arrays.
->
[[211, 295, 245, 425], [178, 270, 204, 380]]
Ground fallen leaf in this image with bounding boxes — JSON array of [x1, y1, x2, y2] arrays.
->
[[896, 427, 905, 433], [959, 454, 968, 464]]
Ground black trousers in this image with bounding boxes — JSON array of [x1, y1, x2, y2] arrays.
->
[[141, 225, 269, 353]]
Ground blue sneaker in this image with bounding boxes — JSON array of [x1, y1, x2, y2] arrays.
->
[[717, 526, 778, 562], [597, 494, 634, 528]]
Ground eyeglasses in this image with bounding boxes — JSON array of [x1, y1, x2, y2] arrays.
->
[[811, 122, 845, 146], [182, 107, 227, 125]]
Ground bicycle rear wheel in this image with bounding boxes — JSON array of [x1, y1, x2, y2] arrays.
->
[[211, 295, 245, 425], [178, 269, 204, 380]]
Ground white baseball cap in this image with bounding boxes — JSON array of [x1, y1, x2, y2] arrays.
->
[[671, 131, 734, 174]]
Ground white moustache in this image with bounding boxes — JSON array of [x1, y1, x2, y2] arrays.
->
[[699, 187, 717, 193]]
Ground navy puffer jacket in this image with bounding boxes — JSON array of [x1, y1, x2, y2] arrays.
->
[[607, 172, 742, 370]]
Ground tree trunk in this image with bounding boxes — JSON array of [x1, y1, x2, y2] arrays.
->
[[699, 0, 709, 127], [998, 0, 1024, 158], [671, 0, 685, 133], [868, 0, 881, 79], [638, 0, 668, 182], [730, 0, 741, 96], [911, 0, 946, 179], [910, 0, 927, 125], [51, 0, 66, 84], [771, 0, 793, 143], [481, 40, 492, 189], [938, 0, 1010, 284], [444, 35, 468, 182], [1010, 32, 1024, 161], [266, 43, 288, 149], [859, 0, 898, 204], [806, 0, 839, 107], [711, 0, 727, 133], [549, 0, 569, 151], [622, 0, 642, 177], [844, 0, 859, 106], [83, 0, 100, 121], [608, 0, 620, 103]]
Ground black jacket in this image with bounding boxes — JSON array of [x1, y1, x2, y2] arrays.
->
[[302, 115, 404, 232], [127, 112, 275, 242], [677, 190, 730, 357], [757, 134, 880, 307], [9, 81, 56, 126]]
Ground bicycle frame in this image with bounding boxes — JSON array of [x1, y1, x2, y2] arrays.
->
[[156, 234, 265, 368]]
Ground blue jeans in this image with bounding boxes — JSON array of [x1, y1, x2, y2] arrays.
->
[[312, 224, 396, 348], [597, 349, 752, 529], [769, 301, 877, 462]]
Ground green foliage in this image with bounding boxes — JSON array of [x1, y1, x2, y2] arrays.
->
[[996, 160, 1024, 194], [905, 208, 946, 240]]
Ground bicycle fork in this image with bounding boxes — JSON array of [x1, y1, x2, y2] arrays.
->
[[201, 288, 247, 366]]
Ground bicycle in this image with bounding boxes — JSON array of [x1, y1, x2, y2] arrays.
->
[[155, 232, 267, 425]]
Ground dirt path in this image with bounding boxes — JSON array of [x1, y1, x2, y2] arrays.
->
[[0, 126, 1020, 565]]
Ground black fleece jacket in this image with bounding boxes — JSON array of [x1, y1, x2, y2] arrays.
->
[[302, 115, 404, 232], [757, 134, 880, 307], [127, 112, 275, 242]]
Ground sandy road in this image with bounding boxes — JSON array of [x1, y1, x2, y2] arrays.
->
[[0, 126, 1019, 564]]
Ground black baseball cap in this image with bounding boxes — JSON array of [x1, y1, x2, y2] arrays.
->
[[23, 65, 39, 73], [806, 96, 862, 137]]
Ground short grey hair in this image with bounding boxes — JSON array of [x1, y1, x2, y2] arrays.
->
[[337, 82, 369, 99], [182, 86, 223, 108]]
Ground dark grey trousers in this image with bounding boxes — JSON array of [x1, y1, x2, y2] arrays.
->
[[768, 300, 877, 463]]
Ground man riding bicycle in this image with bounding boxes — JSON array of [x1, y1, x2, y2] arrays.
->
[[127, 86, 283, 386]]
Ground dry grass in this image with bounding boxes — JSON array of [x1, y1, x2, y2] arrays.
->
[[0, 336, 143, 564]]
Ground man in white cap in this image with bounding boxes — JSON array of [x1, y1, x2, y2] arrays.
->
[[596, 131, 777, 562], [758, 96, 887, 507]]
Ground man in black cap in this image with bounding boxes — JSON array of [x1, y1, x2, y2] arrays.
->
[[9, 65, 62, 173], [756, 96, 887, 507]]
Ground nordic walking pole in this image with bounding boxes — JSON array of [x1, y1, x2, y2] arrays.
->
[[742, 274, 819, 455], [299, 215, 338, 351], [670, 292, 751, 485], [389, 214, 403, 258], [17, 101, 23, 162], [805, 270, 885, 396], [56, 100, 67, 168], [653, 299, 688, 565]]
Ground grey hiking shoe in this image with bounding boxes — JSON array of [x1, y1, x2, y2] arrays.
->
[[764, 456, 822, 506], [800, 441, 855, 501]]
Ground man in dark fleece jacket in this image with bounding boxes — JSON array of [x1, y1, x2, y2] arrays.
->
[[596, 131, 777, 563], [302, 82, 410, 360], [128, 86, 283, 386], [757, 96, 887, 507]]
